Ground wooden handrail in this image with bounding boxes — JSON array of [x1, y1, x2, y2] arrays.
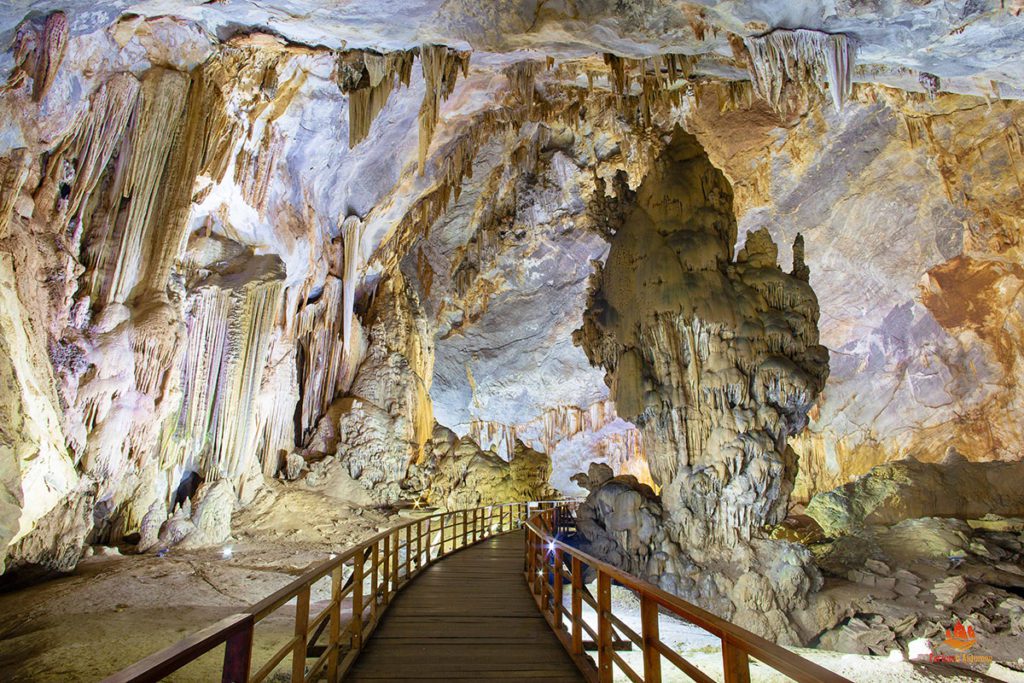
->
[[524, 506, 853, 683], [103, 499, 568, 682]]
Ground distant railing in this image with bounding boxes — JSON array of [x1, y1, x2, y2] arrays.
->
[[103, 500, 565, 683], [524, 506, 853, 683]]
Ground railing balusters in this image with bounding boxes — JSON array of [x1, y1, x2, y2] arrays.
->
[[391, 529, 398, 591], [382, 535, 391, 606], [327, 565, 341, 682], [571, 556, 583, 657], [404, 524, 412, 579], [640, 594, 661, 683], [371, 541, 380, 620], [351, 553, 364, 652], [553, 548, 563, 630], [222, 618, 253, 683], [291, 586, 310, 683], [723, 638, 751, 683], [597, 571, 613, 683]]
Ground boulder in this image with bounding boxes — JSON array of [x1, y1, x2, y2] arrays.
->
[[806, 449, 1024, 537]]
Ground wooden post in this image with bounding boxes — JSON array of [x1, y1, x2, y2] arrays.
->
[[540, 541, 549, 612], [415, 520, 423, 569], [352, 554, 364, 651], [461, 510, 468, 548], [441, 515, 448, 555], [528, 528, 536, 577], [391, 530, 399, 591], [597, 571, 612, 683], [723, 639, 751, 683], [327, 565, 342, 681], [382, 535, 391, 606], [291, 585, 310, 683], [370, 541, 380, 619], [425, 517, 433, 563], [221, 620, 253, 683], [571, 556, 583, 656], [553, 548, 563, 630], [640, 594, 661, 683], [404, 524, 412, 579]]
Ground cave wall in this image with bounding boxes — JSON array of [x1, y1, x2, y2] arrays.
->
[[684, 85, 1024, 499], [0, 15, 476, 572], [4, 0, 1024, 579]]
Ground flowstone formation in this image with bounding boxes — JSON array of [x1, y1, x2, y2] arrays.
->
[[574, 129, 830, 641]]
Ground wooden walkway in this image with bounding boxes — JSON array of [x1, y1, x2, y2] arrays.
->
[[346, 529, 584, 682]]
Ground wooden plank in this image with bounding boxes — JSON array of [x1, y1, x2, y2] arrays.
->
[[640, 594, 661, 683], [723, 638, 751, 683], [597, 572, 612, 683], [346, 530, 582, 682]]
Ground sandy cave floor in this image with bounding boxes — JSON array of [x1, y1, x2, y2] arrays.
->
[[0, 483, 1022, 683], [0, 480, 398, 682]]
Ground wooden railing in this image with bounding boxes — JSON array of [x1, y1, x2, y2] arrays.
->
[[524, 506, 853, 683], [103, 500, 564, 683]]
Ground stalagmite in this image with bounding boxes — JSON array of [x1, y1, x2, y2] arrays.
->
[[575, 129, 829, 638], [743, 29, 856, 112]]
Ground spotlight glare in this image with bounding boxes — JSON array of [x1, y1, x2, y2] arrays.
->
[[221, 546, 233, 559]]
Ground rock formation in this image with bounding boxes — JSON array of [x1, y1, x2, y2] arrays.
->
[[576, 128, 829, 547], [568, 129, 830, 641], [806, 448, 1024, 538], [1, 6, 1024, 677]]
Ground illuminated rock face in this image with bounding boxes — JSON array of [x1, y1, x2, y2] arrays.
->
[[2, 0, 1024, 593], [577, 129, 829, 547]]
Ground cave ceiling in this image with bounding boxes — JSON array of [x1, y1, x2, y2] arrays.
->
[[3, 0, 1024, 573]]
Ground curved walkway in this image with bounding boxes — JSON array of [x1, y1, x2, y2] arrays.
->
[[346, 530, 584, 682]]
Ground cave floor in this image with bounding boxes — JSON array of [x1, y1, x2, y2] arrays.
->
[[0, 482, 397, 682], [0, 480, 1019, 683]]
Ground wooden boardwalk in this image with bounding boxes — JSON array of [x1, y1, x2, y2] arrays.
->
[[346, 529, 585, 682]]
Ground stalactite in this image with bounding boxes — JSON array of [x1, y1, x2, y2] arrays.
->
[[338, 49, 416, 147], [32, 12, 69, 102], [505, 60, 540, 111], [417, 44, 471, 173], [167, 265, 286, 481], [295, 278, 345, 440], [2, 11, 70, 100], [374, 87, 646, 272], [601, 53, 692, 124], [743, 29, 856, 113], [82, 60, 233, 307], [88, 68, 190, 305], [0, 150, 30, 239], [341, 215, 364, 385]]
